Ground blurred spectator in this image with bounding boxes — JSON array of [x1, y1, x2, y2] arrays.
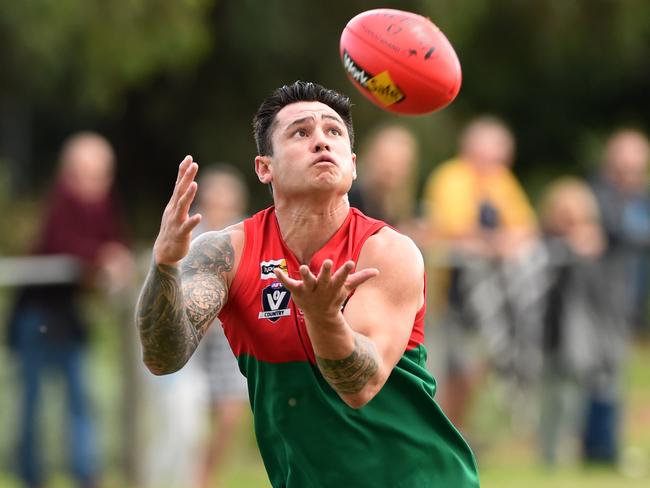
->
[[591, 129, 650, 335], [581, 129, 650, 464], [348, 124, 419, 227], [422, 116, 541, 430], [423, 116, 536, 256], [193, 165, 250, 488], [536, 177, 611, 465], [140, 164, 250, 488], [5, 132, 133, 488]]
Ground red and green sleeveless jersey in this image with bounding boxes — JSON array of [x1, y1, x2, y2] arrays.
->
[[218, 207, 479, 488]]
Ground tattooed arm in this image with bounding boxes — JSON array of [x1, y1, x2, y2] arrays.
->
[[274, 227, 424, 408], [315, 334, 379, 395], [135, 156, 241, 375], [136, 231, 236, 375]]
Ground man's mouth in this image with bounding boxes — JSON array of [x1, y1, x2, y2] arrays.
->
[[312, 156, 336, 165]]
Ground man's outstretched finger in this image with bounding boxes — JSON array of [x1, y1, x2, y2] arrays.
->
[[176, 181, 199, 218], [175, 155, 193, 186], [179, 213, 202, 235], [344, 268, 379, 290], [299, 265, 317, 289], [317, 260, 334, 283], [171, 157, 193, 203], [274, 268, 303, 291], [173, 162, 199, 206], [331, 260, 355, 288]]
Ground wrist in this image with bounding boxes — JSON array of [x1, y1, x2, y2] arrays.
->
[[152, 253, 181, 270], [302, 308, 346, 331], [302, 311, 356, 359], [153, 244, 182, 267]]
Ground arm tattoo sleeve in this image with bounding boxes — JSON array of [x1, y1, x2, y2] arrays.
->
[[136, 232, 234, 374], [315, 334, 379, 395]]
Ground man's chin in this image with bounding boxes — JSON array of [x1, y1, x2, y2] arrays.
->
[[314, 177, 355, 195]]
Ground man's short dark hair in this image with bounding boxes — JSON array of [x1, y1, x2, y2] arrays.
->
[[253, 81, 354, 156]]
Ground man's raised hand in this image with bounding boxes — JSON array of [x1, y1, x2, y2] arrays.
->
[[274, 260, 378, 318], [153, 156, 202, 266]]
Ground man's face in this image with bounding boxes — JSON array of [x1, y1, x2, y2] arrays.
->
[[256, 101, 356, 198]]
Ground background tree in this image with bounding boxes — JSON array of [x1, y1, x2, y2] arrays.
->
[[1, 0, 649, 240], [0, 0, 214, 193]]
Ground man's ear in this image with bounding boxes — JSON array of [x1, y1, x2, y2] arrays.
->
[[255, 155, 272, 184], [351, 152, 357, 180]]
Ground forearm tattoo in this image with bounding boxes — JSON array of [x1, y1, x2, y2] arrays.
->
[[316, 335, 379, 395], [136, 232, 234, 374]]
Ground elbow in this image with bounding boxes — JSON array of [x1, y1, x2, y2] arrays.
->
[[340, 387, 380, 410], [339, 368, 389, 409], [343, 396, 371, 410], [146, 364, 179, 376], [143, 354, 185, 376]]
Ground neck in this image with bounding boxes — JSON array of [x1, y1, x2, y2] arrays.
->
[[274, 196, 350, 264]]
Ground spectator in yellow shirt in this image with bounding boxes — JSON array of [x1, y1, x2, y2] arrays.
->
[[422, 116, 539, 432], [424, 116, 536, 256]]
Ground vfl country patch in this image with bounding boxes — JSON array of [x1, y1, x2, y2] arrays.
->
[[258, 282, 292, 322], [260, 258, 288, 279]]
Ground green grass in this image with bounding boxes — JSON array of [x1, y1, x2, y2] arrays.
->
[[481, 465, 650, 488], [476, 342, 650, 488]]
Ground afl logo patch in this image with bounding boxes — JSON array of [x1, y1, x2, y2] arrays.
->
[[258, 282, 292, 322], [260, 258, 288, 279]]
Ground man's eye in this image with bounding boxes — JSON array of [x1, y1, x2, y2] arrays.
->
[[329, 127, 342, 136], [295, 129, 308, 137]]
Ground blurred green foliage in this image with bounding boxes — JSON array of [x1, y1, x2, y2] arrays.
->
[[0, 162, 40, 253], [0, 0, 649, 242], [0, 0, 214, 111]]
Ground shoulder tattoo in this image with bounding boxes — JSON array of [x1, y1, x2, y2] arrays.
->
[[136, 232, 234, 373], [181, 232, 234, 335]]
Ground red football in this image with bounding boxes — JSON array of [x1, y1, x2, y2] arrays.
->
[[340, 8, 462, 115]]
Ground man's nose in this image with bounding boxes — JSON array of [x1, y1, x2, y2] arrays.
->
[[312, 129, 330, 152]]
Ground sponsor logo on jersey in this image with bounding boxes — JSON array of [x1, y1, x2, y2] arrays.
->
[[260, 258, 288, 279], [258, 281, 291, 322]]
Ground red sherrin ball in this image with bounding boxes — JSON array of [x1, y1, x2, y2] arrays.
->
[[340, 8, 462, 115]]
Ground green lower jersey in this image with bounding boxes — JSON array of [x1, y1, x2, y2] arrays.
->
[[239, 345, 480, 488], [219, 208, 480, 487]]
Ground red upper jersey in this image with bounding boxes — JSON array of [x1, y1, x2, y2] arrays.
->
[[216, 207, 479, 488], [218, 206, 426, 365]]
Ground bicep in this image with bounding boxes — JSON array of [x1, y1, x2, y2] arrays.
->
[[180, 230, 237, 337], [343, 232, 424, 372]]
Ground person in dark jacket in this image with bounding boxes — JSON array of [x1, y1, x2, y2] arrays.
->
[[7, 132, 133, 488]]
